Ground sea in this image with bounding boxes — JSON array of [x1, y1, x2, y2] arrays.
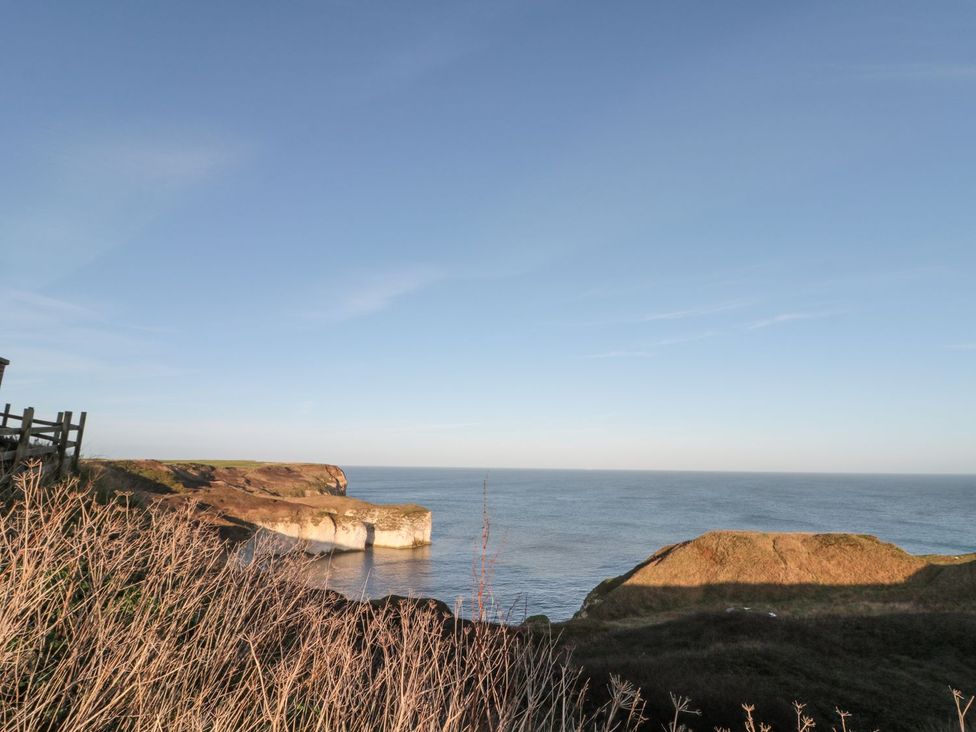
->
[[305, 467, 976, 621]]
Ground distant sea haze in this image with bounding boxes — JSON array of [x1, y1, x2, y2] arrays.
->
[[308, 468, 976, 620]]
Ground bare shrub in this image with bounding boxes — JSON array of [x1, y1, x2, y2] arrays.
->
[[0, 463, 643, 732], [667, 690, 976, 732]]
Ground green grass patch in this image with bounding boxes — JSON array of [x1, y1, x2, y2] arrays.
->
[[104, 461, 188, 493], [161, 460, 273, 469]]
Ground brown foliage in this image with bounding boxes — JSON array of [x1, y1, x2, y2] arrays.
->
[[0, 463, 643, 732]]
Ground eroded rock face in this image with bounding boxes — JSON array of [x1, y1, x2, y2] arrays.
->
[[252, 514, 368, 555], [295, 498, 433, 549], [244, 494, 432, 553], [92, 460, 430, 555]]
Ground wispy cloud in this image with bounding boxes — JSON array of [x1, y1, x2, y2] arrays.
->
[[652, 332, 718, 347], [1, 289, 97, 326], [383, 422, 479, 435], [639, 301, 747, 322], [806, 265, 947, 290], [855, 63, 976, 82], [582, 331, 717, 359], [300, 267, 441, 322], [72, 140, 236, 184], [1, 289, 182, 383], [2, 135, 241, 286], [331, 12, 494, 107], [582, 350, 656, 360], [947, 343, 976, 352], [6, 346, 186, 380], [1, 289, 173, 343], [745, 311, 839, 330]]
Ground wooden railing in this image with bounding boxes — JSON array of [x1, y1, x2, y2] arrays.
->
[[0, 404, 87, 485]]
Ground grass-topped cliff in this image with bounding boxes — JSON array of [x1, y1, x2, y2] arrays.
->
[[560, 530, 976, 731], [85, 459, 430, 552], [88, 458, 348, 496], [576, 530, 976, 621]]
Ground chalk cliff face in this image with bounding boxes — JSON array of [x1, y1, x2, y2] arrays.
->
[[214, 490, 432, 554], [253, 514, 368, 554], [576, 530, 976, 620], [92, 460, 431, 555]]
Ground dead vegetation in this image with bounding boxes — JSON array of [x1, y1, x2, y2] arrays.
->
[[659, 693, 973, 732], [0, 463, 644, 732]]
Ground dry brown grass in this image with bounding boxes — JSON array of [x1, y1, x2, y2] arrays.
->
[[0, 463, 645, 732]]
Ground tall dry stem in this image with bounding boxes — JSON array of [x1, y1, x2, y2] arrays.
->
[[952, 688, 974, 732], [793, 701, 816, 732], [474, 476, 495, 622]]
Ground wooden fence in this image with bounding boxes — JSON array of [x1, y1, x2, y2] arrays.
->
[[0, 404, 87, 485]]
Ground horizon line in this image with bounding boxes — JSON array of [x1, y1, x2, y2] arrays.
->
[[135, 458, 976, 478]]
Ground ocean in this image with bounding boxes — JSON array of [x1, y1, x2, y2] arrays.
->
[[305, 467, 976, 621]]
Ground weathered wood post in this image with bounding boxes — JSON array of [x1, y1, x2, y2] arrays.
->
[[13, 407, 34, 468], [57, 411, 71, 479], [71, 412, 87, 473], [1, 403, 9, 429]]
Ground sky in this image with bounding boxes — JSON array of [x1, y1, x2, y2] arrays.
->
[[1, 1, 974, 473]]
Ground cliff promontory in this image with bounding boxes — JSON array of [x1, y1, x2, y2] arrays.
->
[[89, 460, 431, 554], [576, 530, 976, 620], [563, 531, 976, 729]]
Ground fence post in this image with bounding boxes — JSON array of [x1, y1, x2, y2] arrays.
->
[[1, 403, 9, 429], [13, 407, 34, 468], [57, 411, 71, 479], [71, 412, 87, 473]]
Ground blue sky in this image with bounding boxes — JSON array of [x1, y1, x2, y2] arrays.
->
[[1, 2, 974, 472]]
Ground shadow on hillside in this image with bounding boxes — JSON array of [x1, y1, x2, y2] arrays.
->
[[564, 555, 976, 730], [578, 558, 976, 621], [562, 609, 976, 731]]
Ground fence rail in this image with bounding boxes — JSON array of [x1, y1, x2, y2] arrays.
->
[[1, 404, 86, 485]]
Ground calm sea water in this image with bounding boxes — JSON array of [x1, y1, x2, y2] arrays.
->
[[306, 468, 976, 621]]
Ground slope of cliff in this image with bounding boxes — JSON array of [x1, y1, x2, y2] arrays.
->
[[577, 530, 976, 620]]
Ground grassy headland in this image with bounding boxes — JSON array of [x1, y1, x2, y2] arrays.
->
[[557, 531, 976, 731]]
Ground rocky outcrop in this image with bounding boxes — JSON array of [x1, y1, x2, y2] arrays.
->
[[213, 491, 432, 554], [576, 530, 976, 620], [91, 460, 431, 555]]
